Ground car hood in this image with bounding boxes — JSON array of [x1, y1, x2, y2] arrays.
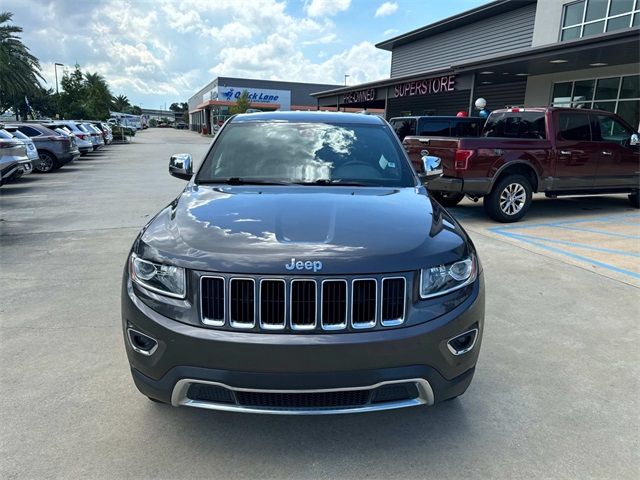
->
[[137, 185, 472, 275]]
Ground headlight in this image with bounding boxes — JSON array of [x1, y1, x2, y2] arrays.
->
[[420, 255, 477, 299], [129, 253, 186, 298]]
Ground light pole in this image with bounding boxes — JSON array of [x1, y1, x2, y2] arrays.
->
[[344, 74, 350, 86], [54, 63, 64, 119]]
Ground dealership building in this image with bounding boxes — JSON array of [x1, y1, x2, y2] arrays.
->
[[313, 0, 640, 129], [188, 77, 343, 132]]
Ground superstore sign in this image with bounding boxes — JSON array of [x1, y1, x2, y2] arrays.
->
[[394, 75, 456, 97], [343, 88, 376, 104]]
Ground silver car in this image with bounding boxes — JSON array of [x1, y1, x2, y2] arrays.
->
[[81, 123, 105, 149], [0, 129, 29, 185], [8, 130, 35, 177], [45, 121, 93, 155]]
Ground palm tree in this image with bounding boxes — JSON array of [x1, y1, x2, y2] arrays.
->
[[0, 11, 44, 118], [84, 71, 112, 119], [112, 94, 130, 113]]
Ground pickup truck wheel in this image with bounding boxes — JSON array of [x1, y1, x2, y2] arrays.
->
[[430, 191, 465, 207], [629, 192, 639, 208], [484, 175, 532, 223]]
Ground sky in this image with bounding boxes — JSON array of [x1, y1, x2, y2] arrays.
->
[[6, 0, 489, 109]]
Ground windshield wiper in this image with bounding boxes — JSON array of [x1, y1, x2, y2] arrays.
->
[[197, 177, 292, 185]]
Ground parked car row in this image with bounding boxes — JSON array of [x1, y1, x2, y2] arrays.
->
[[0, 119, 117, 185]]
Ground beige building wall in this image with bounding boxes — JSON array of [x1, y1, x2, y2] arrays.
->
[[525, 63, 640, 106], [531, 0, 572, 46]]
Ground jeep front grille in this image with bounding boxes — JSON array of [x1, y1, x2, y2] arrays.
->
[[200, 275, 407, 332]]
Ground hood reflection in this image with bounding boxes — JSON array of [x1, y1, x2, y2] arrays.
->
[[139, 186, 469, 275]]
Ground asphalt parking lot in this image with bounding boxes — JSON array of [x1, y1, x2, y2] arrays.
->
[[1, 128, 638, 479]]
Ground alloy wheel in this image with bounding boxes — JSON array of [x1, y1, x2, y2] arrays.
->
[[37, 153, 55, 173], [499, 183, 526, 216]]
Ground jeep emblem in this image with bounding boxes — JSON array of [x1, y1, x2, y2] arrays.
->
[[285, 258, 323, 272]]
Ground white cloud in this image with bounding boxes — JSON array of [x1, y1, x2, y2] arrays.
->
[[302, 33, 338, 45], [10, 0, 390, 107], [210, 39, 389, 86], [383, 28, 399, 36], [305, 0, 351, 17], [375, 2, 398, 17]]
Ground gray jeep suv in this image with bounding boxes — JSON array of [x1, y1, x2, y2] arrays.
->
[[122, 112, 485, 414]]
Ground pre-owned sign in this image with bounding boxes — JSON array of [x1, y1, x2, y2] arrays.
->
[[394, 75, 456, 98], [343, 88, 376, 104]]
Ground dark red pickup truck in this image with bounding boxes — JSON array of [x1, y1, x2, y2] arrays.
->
[[404, 107, 640, 222]]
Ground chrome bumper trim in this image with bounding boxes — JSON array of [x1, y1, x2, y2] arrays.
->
[[171, 378, 434, 415]]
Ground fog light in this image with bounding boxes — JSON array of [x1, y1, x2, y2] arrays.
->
[[447, 328, 478, 355], [127, 328, 158, 356]]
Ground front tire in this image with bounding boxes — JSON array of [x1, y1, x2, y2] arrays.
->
[[34, 152, 57, 173], [483, 174, 532, 223], [629, 192, 639, 208], [430, 191, 465, 207]]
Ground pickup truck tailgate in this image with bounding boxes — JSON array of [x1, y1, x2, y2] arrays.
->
[[403, 136, 459, 175]]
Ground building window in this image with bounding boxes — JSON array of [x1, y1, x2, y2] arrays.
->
[[561, 0, 639, 41], [551, 74, 640, 129]]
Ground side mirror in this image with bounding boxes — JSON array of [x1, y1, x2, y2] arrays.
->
[[631, 133, 639, 146], [418, 155, 443, 182], [169, 153, 193, 180]]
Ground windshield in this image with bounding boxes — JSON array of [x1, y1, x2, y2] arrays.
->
[[196, 122, 415, 187]]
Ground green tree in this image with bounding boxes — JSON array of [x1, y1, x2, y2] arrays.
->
[[112, 94, 130, 112], [17, 85, 56, 119], [0, 11, 45, 119], [130, 105, 142, 115], [169, 102, 188, 112], [59, 65, 88, 119], [84, 72, 112, 119], [229, 90, 251, 114]]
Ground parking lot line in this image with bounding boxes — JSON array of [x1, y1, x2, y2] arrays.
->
[[488, 212, 640, 282], [499, 231, 640, 258], [551, 225, 638, 239], [494, 229, 640, 279]]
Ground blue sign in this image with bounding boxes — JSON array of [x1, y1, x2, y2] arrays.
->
[[217, 86, 291, 109]]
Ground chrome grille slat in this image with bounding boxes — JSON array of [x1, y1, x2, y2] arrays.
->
[[260, 279, 286, 329], [321, 280, 348, 330], [200, 275, 406, 332], [290, 279, 317, 330], [381, 277, 406, 326], [201, 276, 225, 326], [230, 278, 255, 328], [351, 279, 377, 329]]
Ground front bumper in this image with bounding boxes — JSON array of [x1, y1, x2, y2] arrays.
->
[[122, 273, 484, 413]]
